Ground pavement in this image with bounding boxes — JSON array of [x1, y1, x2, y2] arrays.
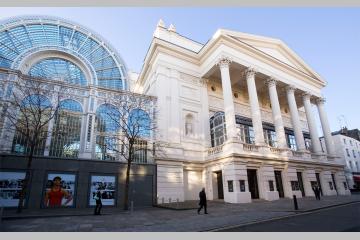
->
[[1, 194, 360, 232]]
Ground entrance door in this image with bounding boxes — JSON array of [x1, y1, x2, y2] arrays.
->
[[297, 172, 305, 197], [331, 173, 338, 194], [274, 171, 284, 198], [315, 173, 323, 195], [247, 169, 259, 199], [216, 171, 224, 199]]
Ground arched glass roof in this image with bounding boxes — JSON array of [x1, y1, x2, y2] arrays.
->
[[0, 15, 127, 90], [29, 58, 87, 86]]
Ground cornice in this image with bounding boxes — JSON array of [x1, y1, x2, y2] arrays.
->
[[139, 32, 326, 93]]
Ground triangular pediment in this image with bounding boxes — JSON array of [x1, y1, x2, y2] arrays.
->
[[217, 29, 324, 83]]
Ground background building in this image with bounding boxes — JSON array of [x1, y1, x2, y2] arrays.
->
[[320, 128, 360, 190]]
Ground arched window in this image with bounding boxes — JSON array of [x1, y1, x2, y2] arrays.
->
[[95, 104, 120, 160], [49, 99, 83, 158], [128, 109, 150, 163], [210, 112, 227, 147], [128, 109, 150, 138], [29, 58, 87, 86], [12, 94, 51, 156], [185, 114, 194, 136]]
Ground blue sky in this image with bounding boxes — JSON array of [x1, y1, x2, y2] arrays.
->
[[0, 7, 359, 133]]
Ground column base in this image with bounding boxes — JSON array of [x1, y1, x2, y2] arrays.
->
[[225, 192, 252, 203], [264, 191, 279, 201]]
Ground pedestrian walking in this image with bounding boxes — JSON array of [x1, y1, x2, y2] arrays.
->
[[197, 187, 208, 214], [94, 190, 102, 215], [316, 185, 321, 200], [312, 185, 320, 200]]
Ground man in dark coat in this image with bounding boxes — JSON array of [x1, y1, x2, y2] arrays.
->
[[312, 185, 321, 200], [94, 190, 102, 215], [197, 187, 208, 214]]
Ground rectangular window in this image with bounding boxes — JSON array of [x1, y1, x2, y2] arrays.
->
[[239, 180, 246, 192], [133, 139, 148, 163], [237, 124, 254, 144], [264, 129, 277, 147], [291, 181, 300, 191], [269, 180, 274, 191], [89, 175, 116, 206], [346, 148, 350, 157], [0, 171, 26, 207], [287, 135, 297, 151], [304, 138, 312, 151], [228, 180, 233, 192]]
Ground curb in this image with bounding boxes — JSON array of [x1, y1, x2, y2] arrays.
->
[[204, 201, 360, 232]]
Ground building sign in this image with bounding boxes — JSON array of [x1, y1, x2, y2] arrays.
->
[[43, 173, 76, 208], [89, 175, 116, 206], [0, 171, 26, 207]]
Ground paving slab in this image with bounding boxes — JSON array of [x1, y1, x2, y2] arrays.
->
[[1, 195, 360, 232]]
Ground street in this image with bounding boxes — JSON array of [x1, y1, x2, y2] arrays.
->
[[215, 202, 360, 232]]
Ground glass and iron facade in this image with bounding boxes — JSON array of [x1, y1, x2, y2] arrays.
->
[[0, 16, 154, 164]]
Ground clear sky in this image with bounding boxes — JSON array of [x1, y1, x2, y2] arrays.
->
[[0, 7, 359, 134]]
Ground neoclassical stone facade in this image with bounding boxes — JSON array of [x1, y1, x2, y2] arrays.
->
[[136, 20, 351, 203]]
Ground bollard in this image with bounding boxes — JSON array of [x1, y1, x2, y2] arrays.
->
[[130, 201, 134, 214], [293, 195, 298, 210]]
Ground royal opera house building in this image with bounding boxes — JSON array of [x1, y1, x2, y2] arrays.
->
[[0, 15, 350, 209]]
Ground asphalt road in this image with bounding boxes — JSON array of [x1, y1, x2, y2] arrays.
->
[[215, 202, 360, 232]]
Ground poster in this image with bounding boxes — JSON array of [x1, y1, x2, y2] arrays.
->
[[89, 175, 116, 206], [44, 173, 76, 208], [0, 171, 26, 207]]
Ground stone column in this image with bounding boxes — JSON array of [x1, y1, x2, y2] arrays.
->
[[286, 85, 306, 151], [266, 78, 287, 148], [245, 68, 265, 145], [302, 92, 322, 153], [217, 57, 237, 141], [316, 98, 335, 155]]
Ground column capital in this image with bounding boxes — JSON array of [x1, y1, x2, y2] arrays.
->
[[199, 78, 209, 87], [244, 67, 257, 78], [316, 97, 326, 105], [302, 92, 312, 101], [285, 85, 297, 93], [216, 56, 232, 69], [265, 77, 277, 87]]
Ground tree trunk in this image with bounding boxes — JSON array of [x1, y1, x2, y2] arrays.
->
[[17, 148, 34, 213], [123, 157, 131, 210]]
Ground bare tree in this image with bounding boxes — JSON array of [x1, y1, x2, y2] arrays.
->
[[100, 91, 158, 210], [1, 74, 61, 213]]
